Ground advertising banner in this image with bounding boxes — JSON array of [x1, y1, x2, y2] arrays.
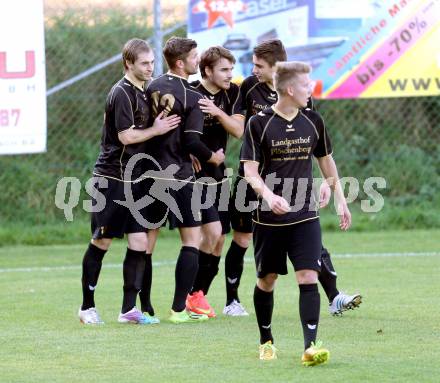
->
[[0, 0, 47, 154], [188, 0, 440, 98]]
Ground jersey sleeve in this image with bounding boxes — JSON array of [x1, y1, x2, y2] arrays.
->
[[238, 76, 256, 116], [229, 83, 244, 116], [184, 91, 205, 134], [240, 116, 262, 163], [312, 113, 333, 158], [113, 87, 135, 133], [184, 131, 213, 162]]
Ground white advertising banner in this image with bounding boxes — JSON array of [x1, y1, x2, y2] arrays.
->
[[0, 0, 47, 155]]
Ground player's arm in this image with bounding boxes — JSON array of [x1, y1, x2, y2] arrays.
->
[[198, 98, 244, 138], [113, 87, 180, 145], [240, 117, 289, 215], [118, 111, 180, 145], [185, 96, 225, 166], [316, 155, 351, 230], [314, 161, 331, 208], [243, 161, 290, 215], [185, 132, 225, 166], [311, 111, 350, 230]]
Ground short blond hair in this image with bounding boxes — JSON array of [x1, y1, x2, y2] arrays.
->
[[273, 61, 311, 95]]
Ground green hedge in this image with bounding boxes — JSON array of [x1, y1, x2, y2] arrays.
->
[[1, 7, 439, 244]]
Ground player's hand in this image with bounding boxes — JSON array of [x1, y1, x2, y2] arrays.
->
[[190, 154, 202, 173], [337, 202, 352, 231], [208, 148, 225, 166], [152, 111, 180, 135], [319, 181, 331, 208], [267, 193, 290, 215], [198, 97, 221, 117]]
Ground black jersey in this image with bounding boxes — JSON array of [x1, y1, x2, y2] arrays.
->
[[240, 106, 332, 226], [93, 77, 149, 181], [145, 73, 204, 180], [237, 75, 315, 176], [190, 80, 242, 182], [240, 75, 278, 125]]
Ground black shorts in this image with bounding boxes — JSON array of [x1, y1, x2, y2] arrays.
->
[[137, 178, 169, 230], [167, 181, 203, 229], [229, 176, 258, 234], [253, 218, 322, 278], [198, 180, 231, 235], [90, 177, 151, 239]]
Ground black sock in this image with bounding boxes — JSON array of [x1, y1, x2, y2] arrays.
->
[[253, 285, 274, 344], [139, 253, 154, 316], [204, 254, 220, 295], [299, 283, 320, 350], [81, 243, 106, 310], [172, 246, 199, 312], [192, 250, 211, 294], [225, 240, 247, 305], [318, 247, 339, 302], [121, 248, 146, 314]]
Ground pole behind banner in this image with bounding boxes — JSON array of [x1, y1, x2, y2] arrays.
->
[[153, 0, 163, 77]]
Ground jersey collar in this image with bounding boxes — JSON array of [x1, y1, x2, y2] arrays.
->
[[123, 75, 145, 91], [271, 105, 299, 122], [264, 81, 275, 91], [201, 79, 222, 95], [166, 71, 189, 82]]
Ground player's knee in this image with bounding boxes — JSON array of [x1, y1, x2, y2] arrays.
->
[[202, 228, 222, 253], [296, 269, 318, 284], [180, 227, 202, 248], [91, 238, 112, 251], [258, 273, 278, 291], [146, 229, 160, 254], [127, 233, 148, 252], [233, 231, 252, 248], [213, 235, 226, 256]]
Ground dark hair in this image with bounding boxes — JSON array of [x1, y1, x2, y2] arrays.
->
[[122, 38, 151, 70], [199, 46, 236, 78], [253, 39, 287, 67], [163, 36, 197, 69]]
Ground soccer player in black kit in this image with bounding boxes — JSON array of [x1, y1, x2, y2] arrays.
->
[[226, 39, 361, 317], [144, 37, 225, 323], [241, 61, 352, 365], [78, 39, 180, 324], [184, 46, 245, 318]]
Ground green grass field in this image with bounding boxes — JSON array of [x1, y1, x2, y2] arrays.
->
[[1, 229, 439, 382]]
